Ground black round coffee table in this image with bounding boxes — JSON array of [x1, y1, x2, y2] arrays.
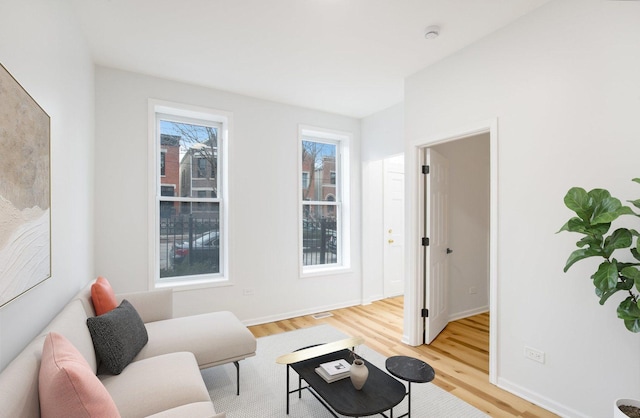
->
[[385, 356, 435, 418]]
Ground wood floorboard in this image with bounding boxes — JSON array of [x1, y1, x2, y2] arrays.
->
[[248, 297, 559, 417]]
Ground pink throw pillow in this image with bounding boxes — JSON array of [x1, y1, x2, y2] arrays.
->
[[39, 332, 121, 418]]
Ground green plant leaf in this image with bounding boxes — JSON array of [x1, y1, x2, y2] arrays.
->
[[617, 297, 640, 332], [592, 261, 619, 292], [557, 217, 586, 234], [564, 188, 592, 221], [632, 178, 640, 184], [617, 296, 640, 320], [623, 318, 640, 333], [603, 228, 633, 257], [591, 197, 632, 224], [618, 206, 635, 216], [559, 217, 612, 237], [588, 188, 611, 202], [628, 199, 640, 210], [595, 287, 609, 303], [621, 266, 640, 280], [593, 222, 613, 237], [621, 266, 640, 292], [576, 235, 603, 249], [597, 286, 623, 305], [563, 248, 603, 272]]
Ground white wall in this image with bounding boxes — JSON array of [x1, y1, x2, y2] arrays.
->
[[0, 0, 95, 370], [404, 0, 640, 416], [361, 103, 404, 162], [432, 134, 490, 320], [361, 103, 404, 303], [361, 159, 385, 303], [94, 67, 362, 322]]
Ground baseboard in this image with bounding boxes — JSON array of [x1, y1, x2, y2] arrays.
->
[[447, 305, 489, 322], [497, 377, 587, 418], [362, 293, 385, 305], [242, 299, 362, 327]]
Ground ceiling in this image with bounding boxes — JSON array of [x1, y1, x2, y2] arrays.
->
[[70, 0, 551, 118]]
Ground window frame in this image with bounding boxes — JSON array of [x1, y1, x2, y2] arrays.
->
[[298, 125, 351, 277], [148, 100, 232, 290]]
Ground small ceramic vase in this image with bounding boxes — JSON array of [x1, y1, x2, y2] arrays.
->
[[350, 359, 369, 390]]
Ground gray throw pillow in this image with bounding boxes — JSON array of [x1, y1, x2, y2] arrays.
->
[[86, 299, 148, 375]]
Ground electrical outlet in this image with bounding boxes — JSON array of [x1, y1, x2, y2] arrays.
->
[[524, 346, 545, 364], [469, 286, 477, 294], [242, 288, 254, 296]]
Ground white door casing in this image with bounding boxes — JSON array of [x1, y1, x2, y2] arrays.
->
[[424, 148, 450, 344], [383, 155, 405, 297]]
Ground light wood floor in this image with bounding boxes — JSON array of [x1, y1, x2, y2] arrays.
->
[[249, 297, 558, 418]]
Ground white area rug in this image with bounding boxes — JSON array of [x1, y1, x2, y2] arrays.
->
[[202, 324, 489, 417]]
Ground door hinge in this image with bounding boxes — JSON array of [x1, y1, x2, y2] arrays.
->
[[421, 237, 429, 246], [421, 308, 429, 318], [422, 165, 430, 174]]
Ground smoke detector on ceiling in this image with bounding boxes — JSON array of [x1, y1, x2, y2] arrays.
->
[[424, 25, 440, 40]]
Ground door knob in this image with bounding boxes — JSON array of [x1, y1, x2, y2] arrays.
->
[[446, 248, 453, 254], [388, 239, 394, 244]]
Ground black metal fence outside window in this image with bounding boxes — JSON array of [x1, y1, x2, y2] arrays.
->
[[160, 214, 220, 277], [303, 218, 338, 266]]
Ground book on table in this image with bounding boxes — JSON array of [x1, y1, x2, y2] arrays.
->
[[315, 366, 350, 383], [315, 359, 351, 383], [319, 359, 351, 375]]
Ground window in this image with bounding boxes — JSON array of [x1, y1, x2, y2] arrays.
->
[[196, 158, 207, 178], [299, 126, 350, 273], [302, 172, 310, 189], [150, 101, 230, 287]]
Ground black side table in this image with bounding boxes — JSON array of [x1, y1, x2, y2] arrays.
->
[[385, 356, 435, 418]]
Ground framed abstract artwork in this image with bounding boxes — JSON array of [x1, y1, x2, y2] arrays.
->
[[0, 63, 51, 307]]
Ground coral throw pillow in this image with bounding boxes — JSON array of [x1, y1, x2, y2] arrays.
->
[[91, 276, 118, 316], [39, 332, 121, 418]]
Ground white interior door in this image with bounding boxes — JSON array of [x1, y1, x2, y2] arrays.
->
[[383, 155, 405, 297], [424, 148, 450, 344]]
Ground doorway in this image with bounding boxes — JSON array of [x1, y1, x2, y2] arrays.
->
[[423, 136, 491, 344], [404, 119, 498, 384]]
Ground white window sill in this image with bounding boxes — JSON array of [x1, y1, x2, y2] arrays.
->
[[300, 266, 352, 279], [155, 275, 232, 292]]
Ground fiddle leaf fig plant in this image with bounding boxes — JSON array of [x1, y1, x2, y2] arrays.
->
[[558, 178, 640, 332]]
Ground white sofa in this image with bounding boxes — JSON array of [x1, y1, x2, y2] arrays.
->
[[0, 281, 257, 417]]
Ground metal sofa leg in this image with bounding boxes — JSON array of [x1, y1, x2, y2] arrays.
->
[[234, 361, 240, 395]]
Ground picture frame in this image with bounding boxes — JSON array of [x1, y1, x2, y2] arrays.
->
[[0, 62, 51, 307]]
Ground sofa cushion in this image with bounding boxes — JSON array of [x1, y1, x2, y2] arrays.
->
[[91, 276, 118, 315], [43, 299, 98, 373], [0, 335, 46, 418], [87, 299, 148, 375], [100, 352, 211, 418], [135, 311, 257, 368], [39, 332, 121, 418], [116, 288, 173, 323], [144, 401, 221, 418]]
